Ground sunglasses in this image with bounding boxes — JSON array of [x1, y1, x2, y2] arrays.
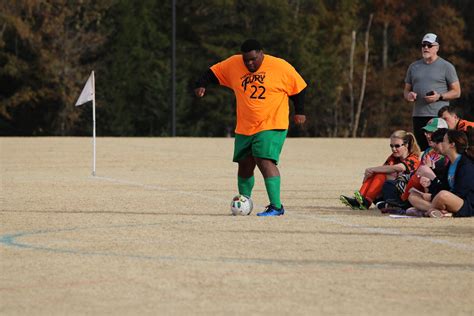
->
[[390, 144, 406, 149], [421, 43, 437, 48]]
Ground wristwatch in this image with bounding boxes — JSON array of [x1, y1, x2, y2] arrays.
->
[[439, 94, 444, 101]]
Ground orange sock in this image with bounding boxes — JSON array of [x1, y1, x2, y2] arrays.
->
[[359, 173, 386, 203], [359, 177, 373, 197]]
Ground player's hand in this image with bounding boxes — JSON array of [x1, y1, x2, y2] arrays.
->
[[293, 114, 306, 125], [406, 92, 417, 102], [363, 168, 374, 181], [194, 87, 206, 98], [420, 176, 431, 188], [416, 165, 436, 180], [424, 91, 440, 104], [423, 155, 433, 169]]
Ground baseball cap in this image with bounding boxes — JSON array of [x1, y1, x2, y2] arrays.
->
[[422, 33, 440, 45], [422, 118, 448, 132]]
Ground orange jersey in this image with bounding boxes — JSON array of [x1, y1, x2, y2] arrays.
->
[[384, 153, 420, 175], [456, 119, 474, 132], [211, 54, 307, 135]]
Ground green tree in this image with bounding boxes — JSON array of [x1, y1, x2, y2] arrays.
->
[[1, 0, 472, 136], [0, 1, 110, 135]]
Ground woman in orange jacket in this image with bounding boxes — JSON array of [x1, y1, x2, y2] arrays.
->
[[340, 130, 421, 210]]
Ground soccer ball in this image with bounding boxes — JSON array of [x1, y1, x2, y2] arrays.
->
[[230, 195, 253, 216]]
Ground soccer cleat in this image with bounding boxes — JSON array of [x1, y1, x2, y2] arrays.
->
[[339, 195, 360, 210], [354, 191, 371, 210], [257, 204, 285, 216]]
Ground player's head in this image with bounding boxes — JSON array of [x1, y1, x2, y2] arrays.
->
[[439, 129, 468, 155], [421, 33, 440, 59], [422, 118, 448, 146], [241, 39, 264, 73], [438, 105, 460, 129], [390, 130, 421, 158], [431, 128, 448, 153]]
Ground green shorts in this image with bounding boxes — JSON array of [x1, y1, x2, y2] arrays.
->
[[233, 130, 288, 164]]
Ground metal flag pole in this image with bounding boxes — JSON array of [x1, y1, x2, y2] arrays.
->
[[171, 0, 176, 136], [92, 70, 96, 176]]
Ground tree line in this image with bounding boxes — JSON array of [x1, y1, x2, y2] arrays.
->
[[1, 0, 473, 137]]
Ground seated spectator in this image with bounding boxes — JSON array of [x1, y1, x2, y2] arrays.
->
[[378, 121, 448, 212], [408, 129, 474, 217], [340, 130, 420, 210], [400, 126, 449, 200], [438, 105, 474, 131]]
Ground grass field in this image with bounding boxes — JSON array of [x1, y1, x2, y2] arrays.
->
[[1, 137, 473, 315]]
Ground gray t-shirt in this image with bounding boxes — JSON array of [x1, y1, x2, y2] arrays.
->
[[405, 57, 459, 117]]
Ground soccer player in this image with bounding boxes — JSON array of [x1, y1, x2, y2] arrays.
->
[[194, 39, 307, 216]]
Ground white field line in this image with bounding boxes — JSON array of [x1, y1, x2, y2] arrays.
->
[[92, 175, 474, 253]]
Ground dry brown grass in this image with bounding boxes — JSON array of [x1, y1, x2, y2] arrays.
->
[[1, 137, 473, 315]]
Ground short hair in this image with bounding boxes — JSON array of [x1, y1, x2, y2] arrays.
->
[[446, 130, 468, 154], [438, 105, 460, 118], [431, 128, 448, 143], [241, 39, 263, 53]]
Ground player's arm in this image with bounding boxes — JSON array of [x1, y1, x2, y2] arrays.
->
[[403, 83, 417, 102], [440, 81, 461, 101], [424, 81, 461, 104], [194, 69, 219, 98], [364, 163, 406, 179], [289, 87, 307, 125], [438, 64, 461, 101]]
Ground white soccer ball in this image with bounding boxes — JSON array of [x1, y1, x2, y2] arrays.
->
[[230, 195, 253, 216]]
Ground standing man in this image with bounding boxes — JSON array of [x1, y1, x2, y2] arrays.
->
[[194, 39, 307, 216], [404, 33, 461, 150]]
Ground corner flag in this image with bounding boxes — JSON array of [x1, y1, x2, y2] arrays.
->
[[75, 71, 97, 176], [75, 72, 95, 106]]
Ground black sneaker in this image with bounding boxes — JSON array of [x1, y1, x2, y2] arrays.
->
[[385, 199, 405, 209], [381, 208, 406, 215], [340, 195, 360, 210], [376, 200, 405, 214], [375, 201, 387, 211], [354, 191, 371, 210]]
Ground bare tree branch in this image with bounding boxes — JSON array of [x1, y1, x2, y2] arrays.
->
[[352, 13, 373, 138], [348, 30, 356, 134]]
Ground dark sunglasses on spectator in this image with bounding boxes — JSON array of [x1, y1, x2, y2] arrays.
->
[[390, 144, 405, 149], [421, 43, 437, 48]]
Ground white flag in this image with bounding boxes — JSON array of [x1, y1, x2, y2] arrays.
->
[[75, 72, 94, 106]]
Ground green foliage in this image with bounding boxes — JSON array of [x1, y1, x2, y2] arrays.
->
[[0, 0, 111, 135], [0, 0, 473, 136], [96, 0, 171, 136]]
